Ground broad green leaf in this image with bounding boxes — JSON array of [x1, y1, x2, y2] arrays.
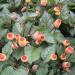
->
[[41, 45, 56, 63], [62, 72, 68, 75], [1, 66, 28, 75], [15, 68, 28, 75], [36, 64, 48, 75], [70, 38, 75, 47], [68, 53, 75, 63], [56, 44, 64, 56], [53, 30, 64, 43], [12, 23, 23, 34], [24, 46, 43, 64], [69, 29, 75, 36], [48, 17, 54, 32], [0, 62, 8, 73], [24, 22, 32, 36], [49, 70, 54, 75], [40, 11, 50, 27], [70, 12, 75, 25], [61, 5, 71, 24], [0, 14, 11, 28], [1, 66, 14, 75], [68, 66, 75, 75], [15, 0, 22, 8], [13, 49, 24, 60], [0, 29, 8, 40], [2, 41, 13, 58]]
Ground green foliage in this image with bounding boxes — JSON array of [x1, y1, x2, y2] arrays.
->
[[0, 0, 75, 75]]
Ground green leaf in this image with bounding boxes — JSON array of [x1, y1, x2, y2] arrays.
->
[[61, 5, 71, 24], [48, 17, 54, 31], [24, 22, 32, 36], [13, 49, 24, 60], [12, 23, 23, 34], [1, 66, 28, 75], [24, 46, 43, 64], [40, 11, 50, 27], [0, 29, 8, 40], [62, 72, 68, 75], [56, 44, 64, 56], [15, 0, 22, 8], [1, 66, 14, 75], [70, 38, 75, 47], [41, 45, 56, 63], [53, 30, 64, 43], [2, 41, 13, 58], [49, 70, 54, 75], [70, 12, 75, 25], [68, 66, 75, 75], [0, 14, 11, 28], [36, 64, 48, 75], [0, 62, 8, 73]]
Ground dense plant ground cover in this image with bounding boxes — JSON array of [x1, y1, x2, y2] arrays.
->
[[0, 0, 75, 75]]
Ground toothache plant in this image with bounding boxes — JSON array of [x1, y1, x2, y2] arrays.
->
[[0, 0, 75, 75]]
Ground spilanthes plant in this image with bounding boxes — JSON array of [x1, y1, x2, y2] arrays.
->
[[0, 0, 75, 75]]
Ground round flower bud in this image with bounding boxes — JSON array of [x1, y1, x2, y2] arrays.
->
[[0, 53, 7, 62], [62, 62, 71, 68], [40, 0, 48, 6], [21, 55, 28, 63], [7, 32, 14, 40], [50, 54, 57, 60], [65, 46, 74, 54], [18, 37, 29, 47], [54, 19, 62, 28], [63, 39, 70, 46], [60, 53, 66, 60]]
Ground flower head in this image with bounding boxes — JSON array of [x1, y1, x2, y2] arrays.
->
[[33, 31, 45, 41], [60, 53, 66, 60], [50, 54, 57, 60], [21, 55, 28, 62], [63, 39, 70, 46], [62, 62, 71, 68], [54, 19, 62, 28], [0, 53, 7, 62], [40, 0, 48, 6], [65, 46, 74, 54], [7, 32, 14, 40], [18, 37, 29, 47]]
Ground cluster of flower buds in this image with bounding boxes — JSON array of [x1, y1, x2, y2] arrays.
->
[[33, 31, 45, 45], [62, 39, 74, 54], [7, 32, 29, 63], [53, 5, 62, 16], [7, 32, 29, 48], [60, 39, 74, 71]]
